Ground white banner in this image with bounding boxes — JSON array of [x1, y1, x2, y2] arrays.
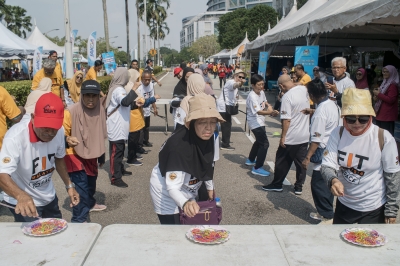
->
[[33, 46, 43, 75], [87, 31, 97, 67]]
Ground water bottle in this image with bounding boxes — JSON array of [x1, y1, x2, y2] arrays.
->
[[215, 197, 222, 207]]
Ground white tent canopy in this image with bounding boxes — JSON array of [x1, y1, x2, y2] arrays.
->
[[210, 33, 250, 59], [0, 22, 37, 55], [26, 26, 64, 55]]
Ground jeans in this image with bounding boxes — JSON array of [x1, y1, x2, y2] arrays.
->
[[271, 142, 308, 189], [70, 170, 97, 223], [220, 112, 232, 147], [311, 170, 334, 219], [6, 196, 62, 222], [248, 126, 270, 169]]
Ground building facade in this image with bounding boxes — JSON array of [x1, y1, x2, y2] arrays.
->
[[180, 11, 228, 49], [207, 0, 273, 11]]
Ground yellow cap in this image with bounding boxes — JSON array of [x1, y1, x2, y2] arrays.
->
[[341, 88, 376, 117]]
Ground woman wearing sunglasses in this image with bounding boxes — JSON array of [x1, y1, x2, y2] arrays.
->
[[64, 71, 84, 106], [321, 88, 400, 224], [373, 65, 399, 136]]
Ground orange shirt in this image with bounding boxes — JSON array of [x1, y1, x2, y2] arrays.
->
[[0, 86, 21, 149], [85, 67, 97, 81], [31, 69, 62, 97]]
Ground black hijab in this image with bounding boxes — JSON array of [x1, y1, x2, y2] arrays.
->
[[159, 120, 215, 181], [173, 67, 194, 97]]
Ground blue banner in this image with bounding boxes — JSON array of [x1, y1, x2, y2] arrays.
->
[[21, 60, 29, 76], [102, 51, 117, 75], [294, 46, 319, 79], [33, 46, 43, 75], [87, 31, 97, 67], [258, 52, 269, 79]]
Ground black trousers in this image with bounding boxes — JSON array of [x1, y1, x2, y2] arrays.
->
[[333, 199, 385, 224], [6, 196, 62, 222], [109, 140, 126, 180], [271, 143, 308, 189], [219, 77, 226, 88], [143, 116, 151, 143], [157, 214, 180, 224], [220, 112, 232, 146], [127, 130, 141, 163], [248, 126, 270, 169], [375, 120, 395, 136], [311, 170, 334, 219], [273, 101, 281, 111]]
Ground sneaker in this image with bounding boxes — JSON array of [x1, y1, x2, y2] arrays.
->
[[127, 160, 143, 166], [294, 188, 302, 195], [252, 167, 270, 177], [137, 148, 148, 154], [220, 145, 235, 151], [136, 155, 143, 161], [261, 184, 283, 192], [310, 212, 324, 221], [245, 158, 256, 166], [122, 170, 132, 176], [111, 179, 128, 188], [143, 141, 153, 147], [90, 204, 107, 212]]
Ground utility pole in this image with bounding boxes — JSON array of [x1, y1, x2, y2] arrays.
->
[[144, 0, 147, 63], [125, 0, 130, 63], [63, 0, 73, 78], [102, 0, 110, 52]]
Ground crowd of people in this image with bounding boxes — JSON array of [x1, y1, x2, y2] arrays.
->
[[0, 54, 399, 227]]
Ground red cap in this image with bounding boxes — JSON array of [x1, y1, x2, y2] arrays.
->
[[34, 93, 64, 129], [174, 67, 182, 77]]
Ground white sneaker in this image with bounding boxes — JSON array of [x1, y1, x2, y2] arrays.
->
[[310, 212, 324, 220], [319, 218, 333, 225], [90, 204, 107, 212]]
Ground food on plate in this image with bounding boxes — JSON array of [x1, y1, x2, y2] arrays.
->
[[28, 219, 67, 236], [190, 228, 229, 243], [342, 228, 386, 246]]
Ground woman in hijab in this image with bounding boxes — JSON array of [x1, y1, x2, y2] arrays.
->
[[106, 67, 143, 188], [355, 68, 369, 90], [150, 93, 225, 224], [321, 88, 400, 224], [64, 71, 84, 105], [63, 80, 108, 223], [25, 77, 52, 113], [373, 65, 399, 136]]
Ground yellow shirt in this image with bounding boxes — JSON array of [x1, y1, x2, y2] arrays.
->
[[63, 110, 75, 155], [31, 69, 63, 97], [0, 86, 21, 149], [55, 62, 63, 82], [85, 67, 97, 81], [129, 108, 145, 132]]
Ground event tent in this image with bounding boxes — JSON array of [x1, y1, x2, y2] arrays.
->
[[26, 26, 64, 55], [0, 22, 37, 55], [210, 33, 250, 59]]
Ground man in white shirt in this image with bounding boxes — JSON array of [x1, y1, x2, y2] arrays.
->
[[325, 57, 355, 107], [262, 74, 310, 195], [0, 93, 79, 222]]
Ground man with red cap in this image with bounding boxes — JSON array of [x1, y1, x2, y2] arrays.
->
[[0, 93, 80, 222], [173, 67, 183, 80]]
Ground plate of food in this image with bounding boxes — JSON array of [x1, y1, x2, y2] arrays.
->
[[341, 228, 387, 247], [186, 226, 230, 245], [22, 218, 68, 237]]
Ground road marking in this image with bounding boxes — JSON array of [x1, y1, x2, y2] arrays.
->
[[245, 132, 255, 143], [157, 72, 170, 82], [232, 116, 241, 125], [266, 161, 291, 185]]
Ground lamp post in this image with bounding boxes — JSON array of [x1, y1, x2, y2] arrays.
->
[[44, 29, 59, 35], [63, 0, 73, 79], [144, 0, 147, 63]]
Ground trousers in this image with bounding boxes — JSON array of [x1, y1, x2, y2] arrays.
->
[[220, 112, 232, 146], [109, 140, 126, 180], [248, 126, 270, 169], [70, 170, 97, 223], [311, 170, 334, 219]]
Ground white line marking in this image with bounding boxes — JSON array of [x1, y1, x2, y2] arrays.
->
[[232, 116, 241, 125], [157, 72, 170, 82], [245, 132, 255, 143]]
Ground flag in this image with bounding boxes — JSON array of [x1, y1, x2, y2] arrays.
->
[[33, 46, 43, 75], [87, 31, 97, 66]]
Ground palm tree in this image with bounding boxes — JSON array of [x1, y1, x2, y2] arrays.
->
[[0, 0, 9, 20], [125, 0, 130, 63], [3, 5, 32, 38], [102, 0, 110, 52]]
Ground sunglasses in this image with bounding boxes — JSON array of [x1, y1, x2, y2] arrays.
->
[[238, 76, 246, 80], [76, 76, 83, 80], [344, 115, 370, 124]]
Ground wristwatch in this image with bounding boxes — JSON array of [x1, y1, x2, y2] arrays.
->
[[65, 182, 75, 190]]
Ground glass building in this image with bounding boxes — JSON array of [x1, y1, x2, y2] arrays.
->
[[207, 0, 273, 11]]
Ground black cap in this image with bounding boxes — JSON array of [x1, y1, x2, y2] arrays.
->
[[81, 80, 101, 95], [146, 59, 153, 64]]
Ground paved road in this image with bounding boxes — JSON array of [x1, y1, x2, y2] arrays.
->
[[0, 71, 322, 225]]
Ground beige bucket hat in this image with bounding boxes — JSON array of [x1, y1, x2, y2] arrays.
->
[[185, 94, 225, 128], [341, 88, 376, 117], [234, 69, 247, 77]]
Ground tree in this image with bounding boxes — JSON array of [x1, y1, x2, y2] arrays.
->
[[298, 0, 308, 9], [217, 5, 277, 49], [3, 5, 32, 38], [189, 35, 220, 61], [0, 0, 9, 20], [102, 0, 110, 52]]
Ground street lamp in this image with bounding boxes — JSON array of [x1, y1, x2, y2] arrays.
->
[[44, 29, 59, 35]]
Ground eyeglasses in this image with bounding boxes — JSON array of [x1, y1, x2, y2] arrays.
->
[[344, 115, 370, 124], [238, 76, 246, 80]]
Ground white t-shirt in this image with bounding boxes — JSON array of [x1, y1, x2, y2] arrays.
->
[[170, 97, 186, 128], [217, 79, 238, 112], [106, 87, 131, 141], [0, 119, 65, 206], [329, 76, 355, 98], [322, 125, 400, 212], [137, 83, 155, 117], [310, 99, 341, 170], [150, 164, 214, 215], [280, 85, 310, 145], [246, 90, 267, 130]]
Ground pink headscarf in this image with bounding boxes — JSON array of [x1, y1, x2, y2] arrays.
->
[[375, 65, 399, 113], [355, 68, 369, 89]]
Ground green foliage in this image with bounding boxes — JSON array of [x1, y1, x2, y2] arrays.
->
[[189, 35, 220, 61], [153, 66, 163, 75], [0, 77, 113, 106], [1, 1, 32, 38], [217, 5, 278, 49]]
